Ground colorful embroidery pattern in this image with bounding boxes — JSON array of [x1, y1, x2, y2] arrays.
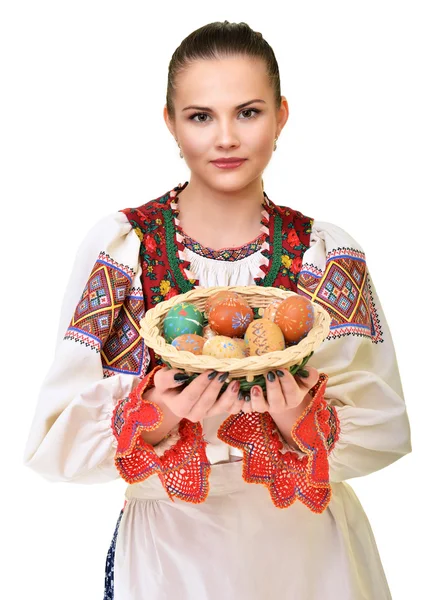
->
[[64, 253, 150, 377], [102, 286, 149, 377], [64, 252, 132, 351], [297, 248, 383, 342], [181, 234, 265, 261]]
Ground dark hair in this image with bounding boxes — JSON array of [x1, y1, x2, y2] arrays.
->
[[166, 21, 282, 122]]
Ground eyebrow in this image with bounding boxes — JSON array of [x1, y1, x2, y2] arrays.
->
[[182, 99, 267, 112]]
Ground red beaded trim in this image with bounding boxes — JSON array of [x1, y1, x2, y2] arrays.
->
[[217, 373, 339, 513]]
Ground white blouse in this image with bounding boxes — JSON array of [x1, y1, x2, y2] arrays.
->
[[23, 207, 412, 486]]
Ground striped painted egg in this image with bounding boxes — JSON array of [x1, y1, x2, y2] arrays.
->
[[163, 302, 204, 343], [202, 335, 246, 359], [244, 318, 285, 356], [208, 297, 254, 337], [171, 334, 206, 355], [274, 295, 315, 343]]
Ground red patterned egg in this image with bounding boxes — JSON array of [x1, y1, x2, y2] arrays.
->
[[244, 318, 285, 356], [274, 295, 315, 343], [171, 334, 206, 355], [205, 290, 240, 316], [202, 336, 246, 359], [208, 296, 254, 337], [262, 298, 283, 322]]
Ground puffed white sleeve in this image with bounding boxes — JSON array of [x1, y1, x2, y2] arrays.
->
[[23, 211, 150, 483], [294, 219, 412, 483]]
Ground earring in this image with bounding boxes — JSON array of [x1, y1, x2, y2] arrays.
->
[[273, 136, 278, 151], [177, 142, 183, 159]]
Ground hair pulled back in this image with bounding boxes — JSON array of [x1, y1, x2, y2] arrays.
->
[[166, 21, 282, 122]]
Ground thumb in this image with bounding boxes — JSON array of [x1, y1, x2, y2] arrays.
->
[[154, 366, 190, 393], [296, 365, 320, 390]]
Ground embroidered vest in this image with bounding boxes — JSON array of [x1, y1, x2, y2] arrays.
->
[[120, 181, 314, 370]]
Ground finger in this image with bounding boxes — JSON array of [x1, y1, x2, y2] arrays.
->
[[294, 366, 320, 390], [205, 378, 241, 417], [250, 385, 270, 412], [241, 391, 253, 413], [264, 370, 287, 413], [186, 371, 230, 421], [154, 367, 193, 393]]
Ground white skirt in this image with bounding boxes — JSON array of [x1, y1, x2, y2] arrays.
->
[[109, 460, 391, 600]]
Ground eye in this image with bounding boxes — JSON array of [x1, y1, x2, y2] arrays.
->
[[189, 108, 261, 123]]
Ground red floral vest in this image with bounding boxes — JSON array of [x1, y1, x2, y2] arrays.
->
[[111, 181, 339, 514]]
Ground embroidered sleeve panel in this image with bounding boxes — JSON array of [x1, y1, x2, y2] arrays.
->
[[111, 365, 211, 504], [217, 373, 340, 514]]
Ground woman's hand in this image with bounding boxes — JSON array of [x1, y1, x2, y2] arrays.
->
[[146, 367, 246, 422], [241, 366, 320, 418]]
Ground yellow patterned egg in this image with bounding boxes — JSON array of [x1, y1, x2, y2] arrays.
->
[[244, 318, 285, 356], [171, 334, 206, 355], [232, 337, 250, 356], [202, 336, 246, 359]]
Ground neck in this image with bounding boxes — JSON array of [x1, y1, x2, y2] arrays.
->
[[175, 178, 266, 250]]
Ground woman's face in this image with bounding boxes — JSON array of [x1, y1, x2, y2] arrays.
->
[[164, 55, 288, 191]]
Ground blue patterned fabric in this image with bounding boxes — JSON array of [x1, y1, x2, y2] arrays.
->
[[103, 508, 124, 599]]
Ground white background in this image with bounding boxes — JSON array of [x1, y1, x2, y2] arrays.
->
[[1, 1, 426, 598]]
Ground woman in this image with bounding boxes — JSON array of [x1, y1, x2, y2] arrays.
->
[[23, 21, 411, 599]]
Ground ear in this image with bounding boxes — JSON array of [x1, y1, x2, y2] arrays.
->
[[163, 105, 176, 139], [276, 96, 289, 137]]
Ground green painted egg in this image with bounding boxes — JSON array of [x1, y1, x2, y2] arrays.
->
[[163, 302, 204, 343]]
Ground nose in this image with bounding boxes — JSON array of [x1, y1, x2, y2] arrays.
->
[[215, 119, 240, 149]]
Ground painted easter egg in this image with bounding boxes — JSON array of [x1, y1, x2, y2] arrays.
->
[[171, 334, 206, 355], [232, 337, 250, 357], [262, 298, 284, 323], [244, 318, 285, 356], [208, 296, 254, 337], [163, 302, 204, 343], [203, 325, 218, 340], [274, 295, 315, 343], [205, 290, 241, 316], [202, 336, 246, 359]]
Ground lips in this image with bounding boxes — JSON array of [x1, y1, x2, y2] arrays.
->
[[211, 158, 246, 164]]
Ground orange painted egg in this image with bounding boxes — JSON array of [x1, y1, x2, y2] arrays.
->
[[171, 334, 206, 355], [274, 295, 315, 343], [205, 291, 241, 316], [262, 298, 284, 322], [202, 336, 246, 359], [244, 318, 285, 356], [208, 297, 254, 337], [203, 325, 218, 340], [232, 337, 250, 356]]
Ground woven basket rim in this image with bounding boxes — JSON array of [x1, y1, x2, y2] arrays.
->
[[139, 285, 331, 375]]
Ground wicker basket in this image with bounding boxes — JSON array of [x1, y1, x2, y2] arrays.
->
[[139, 285, 331, 391]]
